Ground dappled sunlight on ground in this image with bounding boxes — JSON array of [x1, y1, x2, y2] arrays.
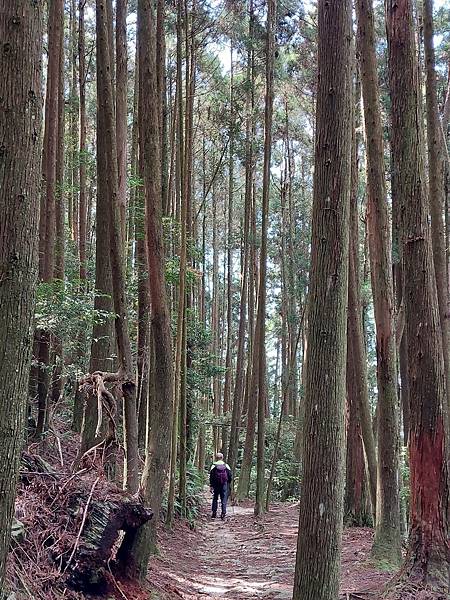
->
[[148, 496, 390, 599]]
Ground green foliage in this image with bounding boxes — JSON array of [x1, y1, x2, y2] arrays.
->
[[399, 445, 410, 514], [178, 464, 205, 528], [34, 278, 115, 376], [266, 418, 301, 501], [233, 418, 301, 502], [186, 312, 226, 397]]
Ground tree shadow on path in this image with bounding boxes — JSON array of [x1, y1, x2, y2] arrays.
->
[[148, 496, 391, 599]]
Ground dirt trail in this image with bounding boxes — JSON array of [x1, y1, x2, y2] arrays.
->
[[148, 498, 391, 599]]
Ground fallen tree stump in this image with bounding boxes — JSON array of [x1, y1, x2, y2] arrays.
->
[[19, 452, 152, 595], [66, 491, 152, 593]]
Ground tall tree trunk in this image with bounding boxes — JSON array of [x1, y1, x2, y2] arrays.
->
[[36, 0, 64, 439], [79, 0, 87, 283], [292, 0, 352, 597], [179, 0, 196, 514], [136, 169, 151, 450], [222, 43, 234, 460], [96, 0, 139, 493], [386, 0, 450, 590], [236, 173, 257, 500], [197, 139, 208, 474], [124, 0, 174, 571], [167, 0, 187, 525], [346, 64, 377, 521], [346, 71, 370, 523], [227, 5, 254, 473], [211, 185, 220, 452], [77, 73, 115, 442], [134, 63, 150, 450], [356, 0, 402, 564], [51, 21, 65, 406], [284, 103, 298, 418], [69, 0, 78, 245], [423, 0, 450, 418], [254, 0, 276, 517], [345, 357, 371, 527], [0, 0, 42, 587], [280, 182, 289, 418], [157, 0, 169, 217], [116, 0, 128, 243]]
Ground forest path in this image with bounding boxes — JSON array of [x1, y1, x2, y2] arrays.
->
[[148, 497, 391, 600]]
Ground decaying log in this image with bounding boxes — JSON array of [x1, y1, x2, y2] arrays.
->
[[66, 491, 152, 593], [20, 452, 152, 594]]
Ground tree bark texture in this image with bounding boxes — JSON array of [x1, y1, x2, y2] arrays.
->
[[356, 0, 401, 564], [79, 0, 88, 282], [423, 0, 450, 420], [116, 0, 128, 244], [35, 0, 64, 439], [126, 0, 174, 574], [97, 0, 139, 493], [0, 0, 42, 587], [346, 75, 377, 519], [255, 0, 276, 517], [292, 0, 352, 598], [386, 0, 449, 590]]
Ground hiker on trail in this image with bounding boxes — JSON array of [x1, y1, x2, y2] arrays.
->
[[209, 453, 232, 520]]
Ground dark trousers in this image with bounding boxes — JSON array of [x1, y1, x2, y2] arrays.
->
[[212, 484, 228, 516]]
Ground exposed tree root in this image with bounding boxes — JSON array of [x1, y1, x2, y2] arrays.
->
[[382, 572, 449, 600]]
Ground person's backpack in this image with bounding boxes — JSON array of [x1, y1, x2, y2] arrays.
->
[[215, 464, 228, 486]]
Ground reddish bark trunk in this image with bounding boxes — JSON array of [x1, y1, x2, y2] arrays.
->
[[386, 0, 450, 591]]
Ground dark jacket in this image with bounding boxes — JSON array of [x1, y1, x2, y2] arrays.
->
[[209, 460, 232, 490]]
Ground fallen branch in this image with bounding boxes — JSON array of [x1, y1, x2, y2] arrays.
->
[[107, 560, 129, 600], [50, 468, 89, 508]]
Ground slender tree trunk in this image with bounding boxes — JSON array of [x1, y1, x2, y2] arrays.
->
[[157, 0, 169, 217], [356, 0, 402, 563], [97, 0, 139, 493], [70, 0, 78, 245], [179, 0, 196, 515], [0, 0, 42, 587], [345, 67, 370, 526], [77, 66, 115, 441], [197, 142, 208, 474], [79, 0, 87, 283], [280, 183, 289, 418], [51, 22, 65, 406], [236, 174, 257, 500], [254, 0, 276, 517], [167, 0, 187, 525], [387, 0, 450, 590], [133, 66, 149, 451], [227, 8, 253, 473], [284, 103, 298, 418], [423, 0, 450, 419], [136, 180, 151, 450], [36, 0, 64, 439], [292, 0, 352, 597], [116, 0, 128, 244], [222, 43, 234, 460], [212, 186, 220, 452], [346, 67, 377, 521], [54, 32, 65, 285], [345, 357, 371, 526], [124, 0, 173, 570]]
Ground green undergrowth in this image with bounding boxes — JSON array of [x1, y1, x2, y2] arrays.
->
[[161, 463, 205, 528]]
